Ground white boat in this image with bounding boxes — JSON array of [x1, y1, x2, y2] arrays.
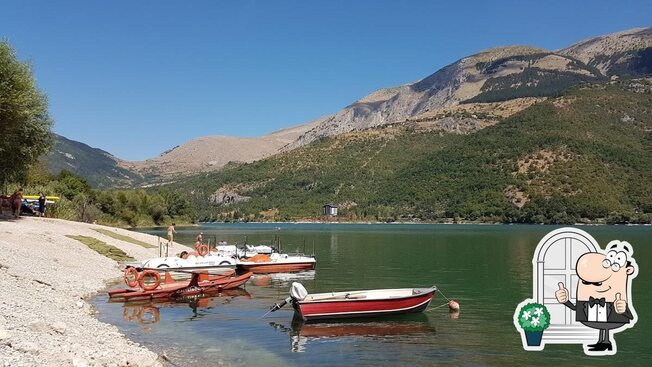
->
[[139, 253, 237, 274], [213, 244, 274, 258]]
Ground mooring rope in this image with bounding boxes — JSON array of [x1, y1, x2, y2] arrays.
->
[[426, 285, 456, 312], [433, 285, 452, 302], [427, 302, 451, 311]]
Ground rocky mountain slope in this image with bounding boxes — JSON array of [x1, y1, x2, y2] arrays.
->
[[121, 121, 318, 183], [285, 27, 652, 149], [559, 27, 652, 76], [172, 79, 652, 224]]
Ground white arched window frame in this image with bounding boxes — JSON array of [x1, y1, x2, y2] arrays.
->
[[532, 227, 600, 342]]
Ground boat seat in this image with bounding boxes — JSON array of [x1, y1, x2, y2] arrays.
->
[[310, 293, 367, 301], [344, 293, 366, 300]]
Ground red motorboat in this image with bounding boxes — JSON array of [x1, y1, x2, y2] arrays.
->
[[108, 269, 250, 301], [270, 283, 437, 322]]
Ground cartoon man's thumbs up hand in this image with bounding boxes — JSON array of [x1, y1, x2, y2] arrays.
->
[[614, 293, 627, 314], [555, 282, 568, 303]]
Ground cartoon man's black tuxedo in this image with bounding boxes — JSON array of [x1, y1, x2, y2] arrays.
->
[[563, 300, 633, 323]]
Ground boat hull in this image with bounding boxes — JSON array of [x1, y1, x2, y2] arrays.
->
[[294, 288, 436, 322], [108, 270, 248, 302], [174, 272, 253, 297], [108, 282, 189, 302]]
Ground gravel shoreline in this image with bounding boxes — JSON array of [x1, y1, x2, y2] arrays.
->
[[0, 217, 189, 367]]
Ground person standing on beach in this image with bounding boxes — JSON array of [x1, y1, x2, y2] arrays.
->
[[167, 223, 176, 244], [38, 193, 47, 217], [164, 223, 176, 257]]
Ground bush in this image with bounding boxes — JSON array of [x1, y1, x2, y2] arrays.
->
[[517, 303, 550, 332]]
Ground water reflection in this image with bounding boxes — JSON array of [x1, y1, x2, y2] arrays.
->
[[117, 289, 253, 326], [251, 271, 316, 288], [270, 314, 437, 353], [122, 304, 161, 325]]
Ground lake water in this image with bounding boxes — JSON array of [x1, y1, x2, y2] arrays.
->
[[92, 224, 651, 366]]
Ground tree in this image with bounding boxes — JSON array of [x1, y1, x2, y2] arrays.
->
[[160, 189, 190, 216], [73, 192, 98, 223], [55, 170, 91, 199], [0, 40, 53, 190]]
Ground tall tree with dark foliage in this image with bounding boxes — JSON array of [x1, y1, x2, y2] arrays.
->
[[0, 40, 52, 191]]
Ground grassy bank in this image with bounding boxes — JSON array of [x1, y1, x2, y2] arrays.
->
[[93, 228, 157, 248], [66, 235, 135, 262]]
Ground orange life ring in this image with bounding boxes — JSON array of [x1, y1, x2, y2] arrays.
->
[[197, 244, 209, 257], [124, 267, 139, 288], [138, 270, 161, 291]]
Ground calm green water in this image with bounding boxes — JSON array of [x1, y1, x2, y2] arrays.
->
[[92, 224, 652, 366]]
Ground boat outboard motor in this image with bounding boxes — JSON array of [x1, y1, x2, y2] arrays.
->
[[268, 282, 308, 313], [290, 282, 308, 301]]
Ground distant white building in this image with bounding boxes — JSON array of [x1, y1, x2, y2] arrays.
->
[[323, 204, 338, 216]]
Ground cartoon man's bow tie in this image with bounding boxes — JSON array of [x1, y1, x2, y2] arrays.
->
[[589, 296, 606, 307]]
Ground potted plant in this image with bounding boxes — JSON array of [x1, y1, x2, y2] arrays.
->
[[516, 302, 550, 346]]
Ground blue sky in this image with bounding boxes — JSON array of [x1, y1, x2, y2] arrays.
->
[[1, 1, 649, 160]]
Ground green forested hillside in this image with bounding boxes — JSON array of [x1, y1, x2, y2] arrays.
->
[[46, 134, 144, 188], [170, 80, 652, 224]]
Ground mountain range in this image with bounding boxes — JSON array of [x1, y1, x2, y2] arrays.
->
[[170, 78, 652, 223], [48, 122, 317, 187], [48, 27, 652, 190]]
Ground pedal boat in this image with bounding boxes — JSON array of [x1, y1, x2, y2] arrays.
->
[[138, 253, 237, 274], [108, 270, 251, 301]]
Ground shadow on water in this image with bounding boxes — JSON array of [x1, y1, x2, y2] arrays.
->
[[91, 223, 652, 367]]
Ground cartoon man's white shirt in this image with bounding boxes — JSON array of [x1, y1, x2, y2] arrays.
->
[[588, 303, 607, 322]]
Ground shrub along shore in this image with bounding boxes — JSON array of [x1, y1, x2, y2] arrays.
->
[[7, 168, 196, 228]]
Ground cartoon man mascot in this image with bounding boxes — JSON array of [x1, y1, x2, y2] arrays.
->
[[555, 240, 638, 355]]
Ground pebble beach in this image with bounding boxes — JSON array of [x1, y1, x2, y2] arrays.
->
[[0, 216, 188, 367]]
